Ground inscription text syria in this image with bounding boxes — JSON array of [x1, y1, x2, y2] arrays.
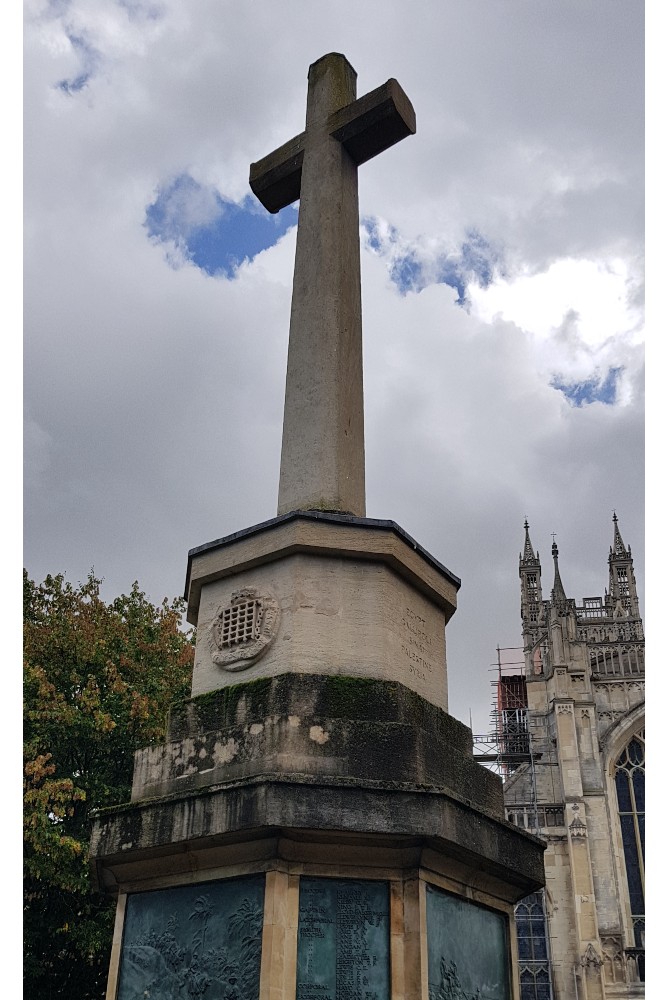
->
[[250, 53, 415, 517]]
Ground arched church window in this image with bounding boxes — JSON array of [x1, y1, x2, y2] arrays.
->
[[614, 730, 644, 978], [515, 891, 553, 1000]]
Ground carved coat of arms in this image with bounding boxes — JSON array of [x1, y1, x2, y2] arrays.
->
[[208, 588, 279, 671]]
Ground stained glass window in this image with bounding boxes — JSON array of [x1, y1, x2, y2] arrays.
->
[[515, 891, 553, 1000], [614, 730, 645, 967]]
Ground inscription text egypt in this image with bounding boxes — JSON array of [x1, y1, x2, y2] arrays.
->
[[400, 606, 435, 683]]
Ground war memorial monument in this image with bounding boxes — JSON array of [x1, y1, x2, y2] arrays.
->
[[90, 53, 545, 1000]]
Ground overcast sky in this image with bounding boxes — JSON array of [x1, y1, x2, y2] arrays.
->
[[24, 0, 644, 733]]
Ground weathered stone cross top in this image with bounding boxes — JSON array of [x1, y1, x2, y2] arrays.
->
[[250, 53, 415, 517]]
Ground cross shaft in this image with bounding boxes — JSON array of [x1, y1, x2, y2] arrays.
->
[[250, 53, 415, 516]]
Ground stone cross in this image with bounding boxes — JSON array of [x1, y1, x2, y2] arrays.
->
[[250, 53, 415, 516]]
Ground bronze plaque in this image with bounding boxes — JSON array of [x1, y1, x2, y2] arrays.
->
[[116, 874, 264, 1000], [426, 883, 510, 999], [296, 877, 390, 1000]]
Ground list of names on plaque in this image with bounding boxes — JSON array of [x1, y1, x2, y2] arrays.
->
[[296, 877, 390, 1000]]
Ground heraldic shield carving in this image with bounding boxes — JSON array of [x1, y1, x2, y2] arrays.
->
[[208, 588, 280, 671]]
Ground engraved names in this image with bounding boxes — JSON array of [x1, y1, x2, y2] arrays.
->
[[400, 606, 435, 683], [296, 878, 390, 1000]]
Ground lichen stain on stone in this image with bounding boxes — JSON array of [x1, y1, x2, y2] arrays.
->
[[213, 738, 239, 764], [249, 723, 264, 735], [172, 738, 196, 769], [198, 748, 208, 758], [288, 715, 301, 728], [309, 725, 330, 745]]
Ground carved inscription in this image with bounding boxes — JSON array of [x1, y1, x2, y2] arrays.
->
[[296, 878, 390, 1000], [400, 607, 435, 683]]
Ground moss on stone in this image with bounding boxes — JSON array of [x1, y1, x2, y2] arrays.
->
[[174, 676, 274, 730], [317, 675, 398, 720], [165, 674, 474, 755]]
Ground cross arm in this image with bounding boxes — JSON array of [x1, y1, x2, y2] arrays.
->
[[250, 131, 306, 214], [328, 79, 416, 166]]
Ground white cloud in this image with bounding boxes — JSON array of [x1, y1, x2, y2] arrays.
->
[[468, 256, 644, 392], [471, 258, 640, 347]]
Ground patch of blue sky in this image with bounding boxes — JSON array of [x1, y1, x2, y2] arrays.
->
[[363, 218, 501, 306], [459, 230, 498, 289], [434, 258, 466, 305], [145, 174, 298, 277], [58, 72, 90, 94], [363, 216, 398, 253], [389, 252, 426, 295], [56, 33, 97, 94], [551, 367, 623, 406]]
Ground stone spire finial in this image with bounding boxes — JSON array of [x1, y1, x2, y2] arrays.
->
[[611, 511, 628, 556], [522, 518, 537, 563], [551, 538, 567, 609], [607, 511, 639, 617]]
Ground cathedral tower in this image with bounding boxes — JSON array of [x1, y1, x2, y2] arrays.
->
[[502, 515, 645, 999]]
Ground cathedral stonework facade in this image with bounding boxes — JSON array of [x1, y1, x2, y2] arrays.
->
[[504, 516, 644, 1000]]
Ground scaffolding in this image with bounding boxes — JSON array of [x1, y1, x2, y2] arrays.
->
[[473, 646, 531, 776], [472, 646, 561, 820], [473, 646, 559, 1000]]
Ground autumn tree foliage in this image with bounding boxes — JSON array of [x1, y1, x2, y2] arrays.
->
[[23, 571, 194, 999]]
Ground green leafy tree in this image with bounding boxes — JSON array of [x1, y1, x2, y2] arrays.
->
[[23, 571, 194, 999]]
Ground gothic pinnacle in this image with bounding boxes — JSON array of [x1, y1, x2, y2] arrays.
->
[[611, 511, 628, 557], [551, 538, 567, 608]]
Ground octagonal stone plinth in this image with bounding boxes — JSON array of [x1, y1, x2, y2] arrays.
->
[[90, 678, 545, 1000], [185, 511, 460, 711]]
